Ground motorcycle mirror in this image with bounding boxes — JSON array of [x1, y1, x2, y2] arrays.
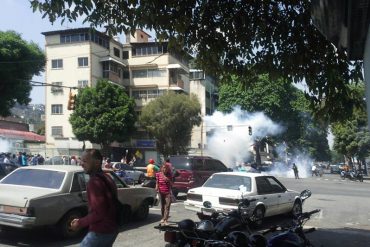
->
[[300, 189, 312, 201], [203, 201, 212, 209]]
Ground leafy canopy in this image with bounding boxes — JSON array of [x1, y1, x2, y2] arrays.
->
[[332, 82, 370, 161], [30, 0, 363, 122], [69, 79, 136, 148], [0, 31, 45, 116], [139, 92, 201, 157]]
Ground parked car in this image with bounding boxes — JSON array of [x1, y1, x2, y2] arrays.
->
[[111, 162, 145, 184], [169, 155, 229, 196], [330, 164, 341, 174], [0, 165, 157, 238], [0, 163, 19, 179], [184, 172, 305, 226]]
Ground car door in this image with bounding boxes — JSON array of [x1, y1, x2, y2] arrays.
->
[[255, 176, 280, 217], [70, 172, 88, 203], [264, 176, 292, 214], [193, 158, 209, 187]]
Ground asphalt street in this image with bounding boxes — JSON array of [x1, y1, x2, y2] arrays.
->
[[0, 174, 369, 247]]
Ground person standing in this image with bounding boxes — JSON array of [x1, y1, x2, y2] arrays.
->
[[146, 159, 159, 178], [70, 149, 118, 247], [155, 163, 173, 225], [292, 163, 299, 179]]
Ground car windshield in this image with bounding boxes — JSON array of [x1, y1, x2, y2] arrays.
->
[[203, 174, 251, 191], [0, 169, 65, 189], [170, 157, 192, 170]]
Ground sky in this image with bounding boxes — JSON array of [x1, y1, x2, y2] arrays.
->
[[0, 0, 93, 104]]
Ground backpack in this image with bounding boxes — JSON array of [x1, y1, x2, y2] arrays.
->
[[96, 173, 126, 227]]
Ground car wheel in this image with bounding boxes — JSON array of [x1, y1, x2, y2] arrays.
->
[[138, 174, 144, 184], [134, 201, 149, 221], [251, 206, 265, 227], [58, 209, 85, 239], [291, 200, 302, 217]]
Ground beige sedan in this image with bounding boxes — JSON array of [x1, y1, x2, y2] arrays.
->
[[0, 165, 157, 238]]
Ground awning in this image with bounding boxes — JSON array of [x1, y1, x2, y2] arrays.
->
[[0, 128, 45, 142], [166, 64, 189, 73], [99, 56, 127, 67]]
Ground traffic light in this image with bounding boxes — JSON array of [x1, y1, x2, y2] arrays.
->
[[248, 126, 252, 136], [67, 92, 76, 110]]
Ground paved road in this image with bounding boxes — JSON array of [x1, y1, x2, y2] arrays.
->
[[0, 174, 369, 246]]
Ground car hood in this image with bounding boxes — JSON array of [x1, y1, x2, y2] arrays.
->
[[0, 184, 60, 207], [188, 187, 243, 198]]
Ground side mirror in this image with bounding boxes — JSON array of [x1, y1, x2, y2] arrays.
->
[[300, 189, 312, 201], [174, 170, 181, 177]]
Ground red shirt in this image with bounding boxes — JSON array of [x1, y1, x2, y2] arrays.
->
[[78, 173, 118, 233], [156, 172, 172, 195]]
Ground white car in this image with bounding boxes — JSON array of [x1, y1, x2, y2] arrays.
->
[[0, 165, 158, 238], [184, 172, 305, 225]]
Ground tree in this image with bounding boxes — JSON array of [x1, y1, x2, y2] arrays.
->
[[332, 83, 370, 170], [69, 79, 136, 151], [30, 0, 363, 122], [0, 31, 45, 116], [217, 74, 331, 161], [139, 92, 201, 157]]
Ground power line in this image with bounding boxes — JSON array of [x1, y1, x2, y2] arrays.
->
[[16, 79, 78, 89]]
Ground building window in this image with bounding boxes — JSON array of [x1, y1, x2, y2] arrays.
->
[[122, 51, 129, 59], [51, 104, 63, 115], [132, 89, 166, 100], [122, 70, 130, 79], [78, 80, 88, 88], [51, 82, 63, 93], [132, 45, 166, 56], [132, 69, 166, 78], [51, 126, 63, 137], [190, 71, 205, 80], [51, 59, 63, 69], [78, 57, 88, 67], [113, 47, 120, 58]]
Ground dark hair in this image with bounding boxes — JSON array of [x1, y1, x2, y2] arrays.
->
[[84, 149, 103, 164]]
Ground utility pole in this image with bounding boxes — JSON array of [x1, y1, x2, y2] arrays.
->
[[200, 120, 203, 156]]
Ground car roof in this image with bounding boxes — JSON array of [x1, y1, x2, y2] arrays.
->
[[17, 165, 83, 172], [213, 171, 267, 178]]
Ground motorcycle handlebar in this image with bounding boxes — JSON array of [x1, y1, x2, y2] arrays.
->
[[302, 209, 321, 218]]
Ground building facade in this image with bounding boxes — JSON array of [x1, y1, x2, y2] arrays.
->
[[42, 28, 216, 161]]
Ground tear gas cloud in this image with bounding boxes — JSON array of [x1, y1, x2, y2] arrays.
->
[[205, 106, 282, 167], [204, 106, 316, 179], [0, 139, 10, 153]]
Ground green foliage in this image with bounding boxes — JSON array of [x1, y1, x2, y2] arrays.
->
[[30, 0, 363, 122], [69, 80, 136, 148], [218, 74, 331, 161], [332, 82, 370, 161], [0, 31, 45, 116], [139, 92, 201, 157]]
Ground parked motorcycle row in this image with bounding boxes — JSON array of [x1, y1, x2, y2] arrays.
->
[[340, 170, 364, 182], [155, 190, 320, 247]]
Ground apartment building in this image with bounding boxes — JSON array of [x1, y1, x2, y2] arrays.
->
[[42, 28, 217, 160]]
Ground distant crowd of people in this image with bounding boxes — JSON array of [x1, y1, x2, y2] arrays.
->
[[0, 152, 82, 166]]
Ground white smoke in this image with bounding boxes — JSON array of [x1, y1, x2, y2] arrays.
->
[[204, 106, 283, 167], [0, 139, 11, 153]]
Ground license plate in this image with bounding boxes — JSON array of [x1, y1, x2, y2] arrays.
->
[[201, 208, 214, 216]]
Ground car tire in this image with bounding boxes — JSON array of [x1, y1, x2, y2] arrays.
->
[[58, 209, 85, 239], [134, 201, 149, 221], [251, 206, 265, 228], [138, 174, 144, 184], [291, 200, 302, 217]]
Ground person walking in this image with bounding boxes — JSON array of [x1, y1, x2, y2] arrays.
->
[[70, 149, 118, 247], [155, 163, 173, 225], [292, 163, 299, 179]]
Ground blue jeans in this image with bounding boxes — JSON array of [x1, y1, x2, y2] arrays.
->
[[80, 231, 118, 247]]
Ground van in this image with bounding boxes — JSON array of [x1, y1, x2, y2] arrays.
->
[[169, 155, 229, 196]]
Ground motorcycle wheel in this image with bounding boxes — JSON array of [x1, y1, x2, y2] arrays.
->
[[251, 206, 265, 227]]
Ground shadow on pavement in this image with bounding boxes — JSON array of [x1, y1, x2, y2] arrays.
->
[[0, 213, 162, 247]]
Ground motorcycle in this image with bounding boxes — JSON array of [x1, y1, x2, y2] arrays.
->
[[155, 198, 256, 247], [262, 209, 321, 247], [340, 170, 364, 182]]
